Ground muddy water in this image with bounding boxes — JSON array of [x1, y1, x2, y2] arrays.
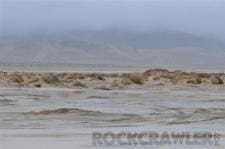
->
[[0, 86, 225, 149]]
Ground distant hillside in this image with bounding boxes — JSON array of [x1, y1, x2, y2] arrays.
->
[[1, 30, 225, 69]]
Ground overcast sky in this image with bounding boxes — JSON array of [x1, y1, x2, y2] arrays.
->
[[1, 0, 225, 40]]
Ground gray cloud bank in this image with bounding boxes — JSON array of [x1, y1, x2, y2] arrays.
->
[[1, 0, 225, 40]]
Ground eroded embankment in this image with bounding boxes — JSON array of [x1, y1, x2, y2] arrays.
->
[[0, 69, 224, 89]]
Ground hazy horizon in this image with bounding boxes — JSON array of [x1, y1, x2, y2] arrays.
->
[[1, 0, 225, 41], [1, 0, 225, 70]]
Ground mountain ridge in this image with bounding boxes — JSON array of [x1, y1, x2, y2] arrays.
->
[[1, 30, 225, 69]]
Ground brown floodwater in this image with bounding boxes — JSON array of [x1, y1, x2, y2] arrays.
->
[[0, 85, 225, 149]]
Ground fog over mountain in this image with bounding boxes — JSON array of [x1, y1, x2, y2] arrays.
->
[[2, 0, 225, 40], [1, 30, 225, 69], [1, 0, 225, 70]]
